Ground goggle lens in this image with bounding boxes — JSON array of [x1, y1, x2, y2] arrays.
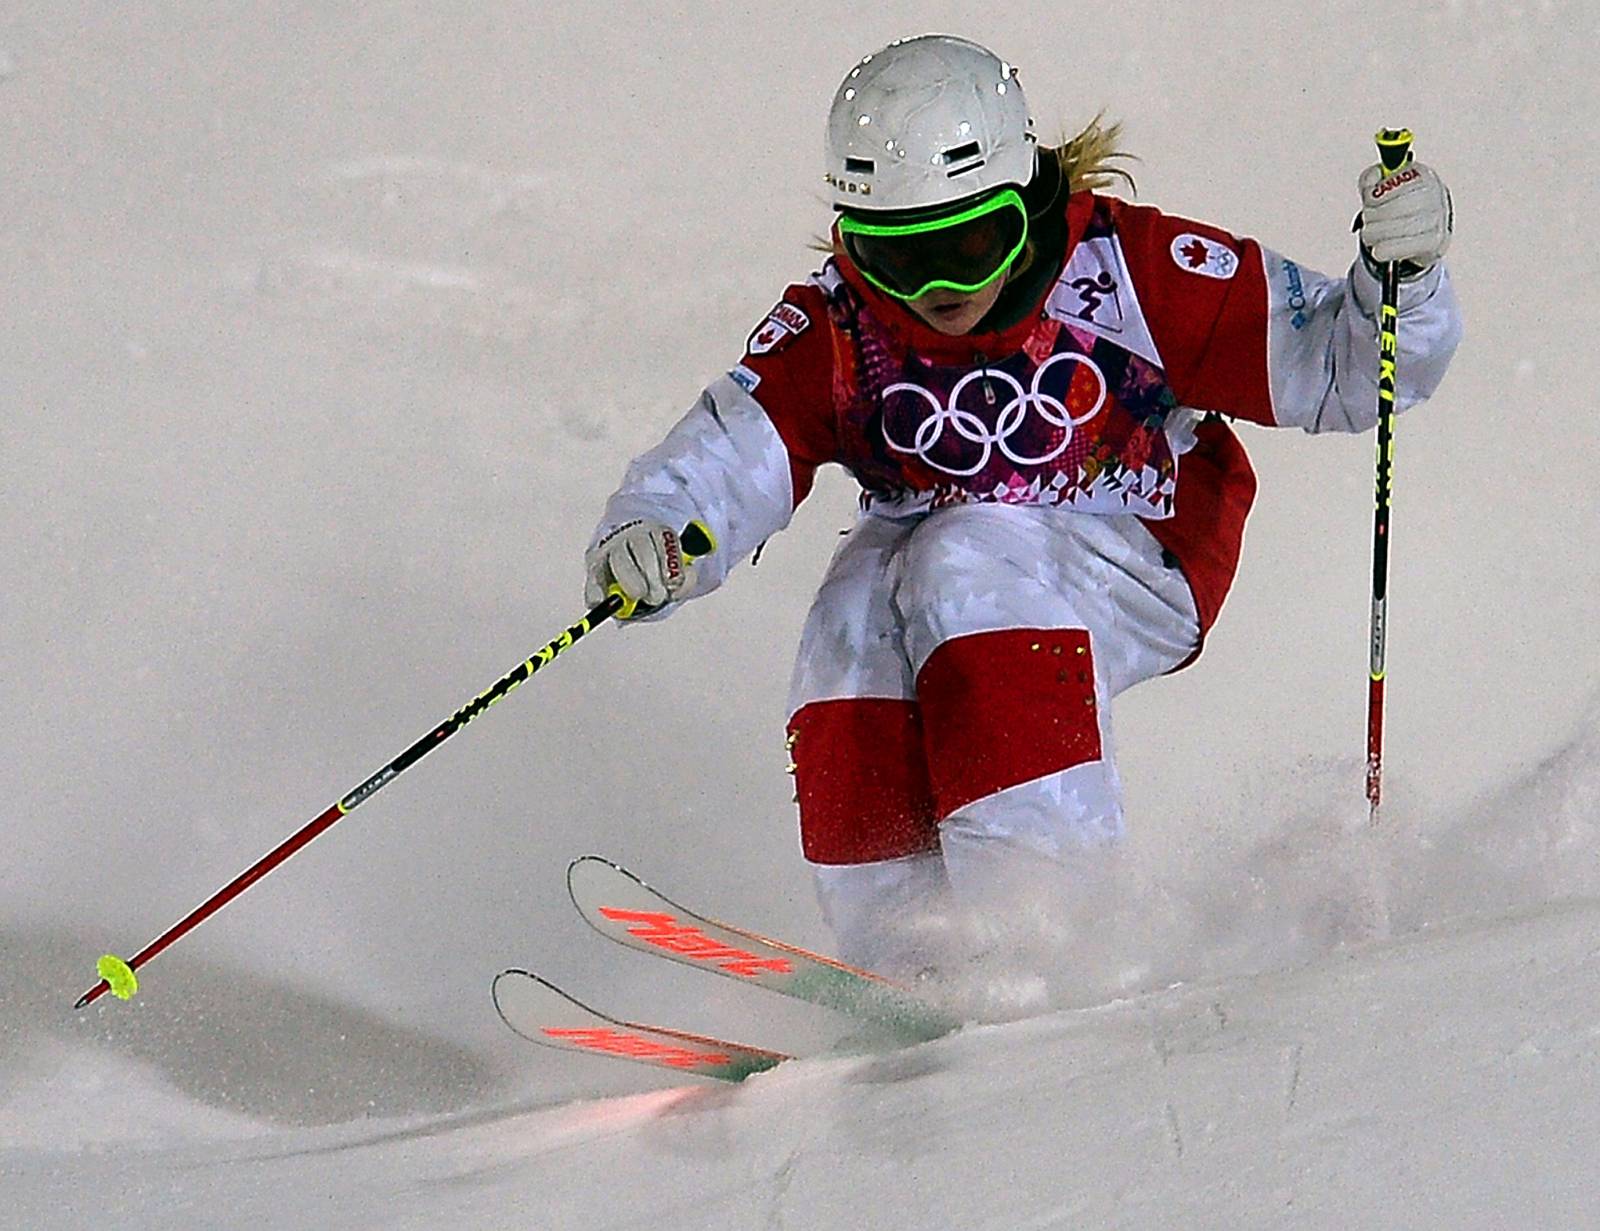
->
[[838, 189, 1028, 302]]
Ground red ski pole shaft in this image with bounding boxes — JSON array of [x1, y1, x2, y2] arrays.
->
[[75, 521, 716, 1009], [74, 602, 616, 1009], [1366, 127, 1413, 822]]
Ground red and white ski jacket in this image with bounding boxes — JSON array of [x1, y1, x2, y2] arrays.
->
[[592, 191, 1461, 640]]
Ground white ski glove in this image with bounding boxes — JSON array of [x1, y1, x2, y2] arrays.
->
[[1357, 159, 1453, 278], [584, 519, 695, 618]]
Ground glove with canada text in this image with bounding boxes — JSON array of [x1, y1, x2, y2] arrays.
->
[[1356, 159, 1453, 280], [584, 520, 695, 618]]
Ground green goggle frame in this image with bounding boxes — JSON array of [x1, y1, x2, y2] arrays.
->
[[837, 188, 1029, 302]]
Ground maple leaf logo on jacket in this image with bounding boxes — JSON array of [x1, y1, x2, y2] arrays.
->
[[747, 302, 811, 355], [1171, 233, 1239, 280]]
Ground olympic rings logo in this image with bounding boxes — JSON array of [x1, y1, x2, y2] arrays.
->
[[880, 351, 1108, 478]]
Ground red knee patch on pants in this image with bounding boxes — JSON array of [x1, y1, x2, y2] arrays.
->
[[916, 628, 1102, 819], [788, 699, 940, 865]]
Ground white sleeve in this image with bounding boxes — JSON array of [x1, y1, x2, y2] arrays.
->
[[1264, 251, 1463, 434], [588, 374, 797, 613]]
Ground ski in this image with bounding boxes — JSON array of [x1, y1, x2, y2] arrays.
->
[[566, 855, 960, 1042], [492, 968, 788, 1082]]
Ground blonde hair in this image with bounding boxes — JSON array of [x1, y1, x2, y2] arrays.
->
[[1047, 113, 1137, 196]]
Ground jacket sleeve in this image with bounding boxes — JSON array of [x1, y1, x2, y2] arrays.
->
[[1109, 198, 1462, 434], [1260, 251, 1462, 433], [589, 284, 837, 609]]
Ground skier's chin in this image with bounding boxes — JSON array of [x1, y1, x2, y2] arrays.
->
[[919, 305, 976, 334], [909, 285, 1003, 335]]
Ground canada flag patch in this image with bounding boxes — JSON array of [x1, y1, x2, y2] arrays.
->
[[1171, 233, 1239, 280], [747, 302, 811, 355]]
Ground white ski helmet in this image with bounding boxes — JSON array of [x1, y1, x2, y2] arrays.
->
[[825, 34, 1036, 214]]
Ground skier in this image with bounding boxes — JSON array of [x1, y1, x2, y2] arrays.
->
[[583, 35, 1461, 979]]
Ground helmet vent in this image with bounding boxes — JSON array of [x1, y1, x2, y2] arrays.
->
[[844, 156, 876, 175], [940, 140, 984, 174], [943, 139, 987, 179]]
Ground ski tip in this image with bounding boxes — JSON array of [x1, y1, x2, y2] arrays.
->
[[491, 968, 553, 1042], [490, 967, 517, 1006], [566, 854, 639, 911], [491, 967, 790, 1081], [492, 967, 547, 999]]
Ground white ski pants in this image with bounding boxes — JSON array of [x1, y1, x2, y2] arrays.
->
[[785, 503, 1200, 976]]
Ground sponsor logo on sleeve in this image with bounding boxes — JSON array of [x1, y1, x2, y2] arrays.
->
[[747, 302, 811, 355], [729, 363, 762, 393], [1281, 258, 1309, 330], [1171, 233, 1239, 280]]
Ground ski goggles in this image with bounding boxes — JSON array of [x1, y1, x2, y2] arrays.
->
[[837, 188, 1029, 302]]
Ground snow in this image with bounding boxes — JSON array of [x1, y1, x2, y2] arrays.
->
[[3, 2, 1598, 1227], [10, 895, 1600, 1229]]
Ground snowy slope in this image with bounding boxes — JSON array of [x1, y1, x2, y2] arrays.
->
[[3, 2, 1598, 1228], [9, 893, 1600, 1230]]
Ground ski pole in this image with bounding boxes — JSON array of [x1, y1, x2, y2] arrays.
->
[[1365, 126, 1413, 822], [75, 520, 717, 1009]]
